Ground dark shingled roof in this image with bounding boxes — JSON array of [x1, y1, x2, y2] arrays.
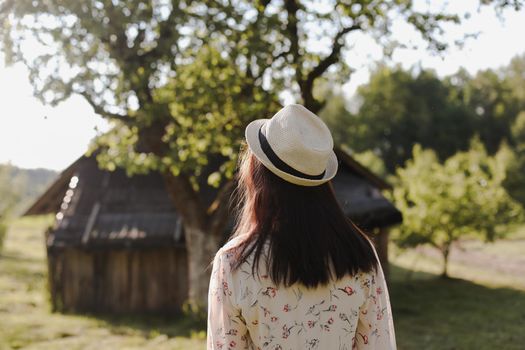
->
[[27, 148, 402, 249], [44, 156, 183, 249], [332, 171, 401, 230]]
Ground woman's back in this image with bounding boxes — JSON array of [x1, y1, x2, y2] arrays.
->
[[207, 104, 396, 349], [208, 236, 395, 350]]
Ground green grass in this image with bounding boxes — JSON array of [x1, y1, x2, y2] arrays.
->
[[0, 216, 207, 350], [1, 217, 524, 349], [389, 224, 525, 350], [390, 266, 525, 350], [390, 225, 525, 290]]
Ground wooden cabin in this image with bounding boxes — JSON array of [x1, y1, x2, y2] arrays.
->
[[24, 148, 401, 314]]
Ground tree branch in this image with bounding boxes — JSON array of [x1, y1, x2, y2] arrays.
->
[[257, 0, 272, 7], [284, 0, 302, 84], [301, 24, 361, 112], [307, 24, 360, 83], [79, 91, 131, 123], [139, 2, 181, 63], [207, 179, 237, 236]]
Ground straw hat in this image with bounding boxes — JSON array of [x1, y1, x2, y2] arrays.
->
[[245, 104, 338, 187]]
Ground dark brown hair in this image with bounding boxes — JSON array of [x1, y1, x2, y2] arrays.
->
[[230, 145, 378, 288]]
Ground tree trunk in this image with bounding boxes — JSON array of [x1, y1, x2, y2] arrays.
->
[[141, 122, 235, 310], [441, 243, 451, 278], [184, 224, 223, 309], [160, 171, 233, 310]]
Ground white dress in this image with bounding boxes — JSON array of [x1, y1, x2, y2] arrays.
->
[[207, 236, 396, 350]]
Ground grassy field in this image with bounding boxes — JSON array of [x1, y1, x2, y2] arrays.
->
[[389, 226, 525, 350], [1, 217, 524, 349], [0, 217, 206, 350]]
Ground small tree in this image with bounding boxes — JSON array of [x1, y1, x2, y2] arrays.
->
[[392, 139, 523, 277], [0, 220, 7, 255], [0, 164, 21, 254]]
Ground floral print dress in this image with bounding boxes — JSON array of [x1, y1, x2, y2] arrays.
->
[[207, 236, 396, 350]]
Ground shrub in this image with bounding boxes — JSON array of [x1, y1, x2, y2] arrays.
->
[[0, 221, 7, 254]]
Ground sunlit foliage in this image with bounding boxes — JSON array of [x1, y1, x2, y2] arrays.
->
[[391, 139, 523, 276]]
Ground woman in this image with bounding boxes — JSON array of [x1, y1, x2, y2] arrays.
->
[[207, 104, 396, 349]]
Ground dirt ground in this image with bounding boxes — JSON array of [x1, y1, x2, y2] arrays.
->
[[404, 232, 525, 289]]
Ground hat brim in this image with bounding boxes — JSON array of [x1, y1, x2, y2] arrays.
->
[[245, 119, 338, 187]]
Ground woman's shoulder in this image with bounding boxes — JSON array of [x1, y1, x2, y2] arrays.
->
[[213, 234, 249, 265], [215, 234, 247, 257], [221, 234, 248, 252]]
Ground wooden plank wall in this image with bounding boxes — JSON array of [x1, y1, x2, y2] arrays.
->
[[47, 232, 390, 313], [47, 247, 188, 314]]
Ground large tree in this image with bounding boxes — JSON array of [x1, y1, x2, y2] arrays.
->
[[348, 66, 476, 172], [499, 55, 525, 207], [1, 0, 522, 307], [451, 68, 521, 154], [502, 112, 525, 207]]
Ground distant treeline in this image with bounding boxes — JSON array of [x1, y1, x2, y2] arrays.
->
[[320, 53, 525, 174], [0, 164, 57, 217], [319, 53, 525, 212]]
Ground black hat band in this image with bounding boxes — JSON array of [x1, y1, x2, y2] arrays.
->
[[258, 125, 326, 180]]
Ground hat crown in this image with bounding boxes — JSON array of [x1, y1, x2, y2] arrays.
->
[[264, 104, 334, 176]]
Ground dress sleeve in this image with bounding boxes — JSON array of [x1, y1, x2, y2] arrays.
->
[[207, 250, 251, 350], [355, 246, 397, 350]]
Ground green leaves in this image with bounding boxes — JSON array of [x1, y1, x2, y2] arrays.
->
[[1, 0, 524, 191], [392, 140, 523, 257], [340, 66, 475, 172], [322, 55, 525, 174], [158, 45, 279, 184], [90, 44, 279, 189], [501, 112, 525, 207], [0, 164, 22, 218]]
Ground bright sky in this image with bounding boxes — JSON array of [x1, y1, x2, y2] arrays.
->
[[1, 0, 524, 171]]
